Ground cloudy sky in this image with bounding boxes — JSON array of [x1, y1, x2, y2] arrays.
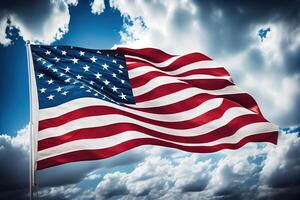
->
[[0, 0, 300, 199]]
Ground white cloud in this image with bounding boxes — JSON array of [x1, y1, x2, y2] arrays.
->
[[251, 23, 285, 66], [38, 185, 81, 199], [111, 0, 300, 126], [96, 171, 129, 199], [110, 0, 205, 55], [260, 132, 300, 188], [0, 19, 11, 46], [0, 0, 77, 45], [91, 0, 106, 15], [93, 127, 300, 199]]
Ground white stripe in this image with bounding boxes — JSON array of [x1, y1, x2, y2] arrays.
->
[[129, 87, 243, 109], [39, 85, 245, 120], [126, 55, 180, 68], [39, 96, 222, 121], [178, 74, 231, 80], [37, 122, 277, 161], [128, 60, 223, 78], [38, 107, 255, 141], [132, 76, 242, 96], [129, 67, 231, 82]]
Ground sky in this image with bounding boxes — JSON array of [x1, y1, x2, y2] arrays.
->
[[0, 0, 300, 199]]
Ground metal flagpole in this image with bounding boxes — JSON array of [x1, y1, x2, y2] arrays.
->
[[26, 40, 37, 200]]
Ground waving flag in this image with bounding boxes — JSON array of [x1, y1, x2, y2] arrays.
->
[[28, 45, 278, 170]]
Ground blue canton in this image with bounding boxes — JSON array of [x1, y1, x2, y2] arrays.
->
[[31, 45, 135, 109]]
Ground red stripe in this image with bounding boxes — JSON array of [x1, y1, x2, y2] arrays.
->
[[126, 53, 211, 71], [38, 114, 267, 151], [39, 98, 234, 131], [133, 82, 262, 115], [125, 52, 212, 72], [129, 69, 232, 88], [37, 132, 278, 170], [116, 47, 176, 63]]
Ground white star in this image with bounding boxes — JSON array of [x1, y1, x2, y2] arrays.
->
[[90, 56, 97, 63], [72, 81, 79, 85], [40, 88, 46, 93], [37, 57, 42, 61], [56, 86, 63, 92], [112, 59, 117, 63], [119, 64, 124, 69], [47, 94, 55, 100], [102, 63, 109, 70], [61, 91, 69, 95], [47, 79, 54, 84], [103, 80, 110, 85], [121, 79, 125, 84], [65, 78, 71, 83], [96, 50, 101, 54], [112, 86, 118, 92], [95, 72, 102, 79], [64, 66, 71, 73], [45, 50, 51, 55], [76, 74, 83, 79], [54, 46, 57, 49], [37, 73, 44, 78], [79, 51, 85, 56], [59, 73, 65, 77], [80, 85, 85, 89], [62, 50, 67, 55], [42, 61, 46, 65], [90, 81, 94, 85], [71, 57, 79, 64], [112, 73, 117, 78], [52, 68, 58, 72], [119, 92, 126, 100], [118, 70, 123, 74], [83, 65, 90, 72], [94, 93, 99, 96], [47, 64, 52, 69], [86, 89, 91, 93], [54, 57, 60, 62]]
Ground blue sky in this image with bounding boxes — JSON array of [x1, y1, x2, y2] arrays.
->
[[0, 0, 300, 199]]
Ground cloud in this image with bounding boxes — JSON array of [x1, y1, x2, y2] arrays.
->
[[92, 127, 300, 200], [0, 0, 77, 45], [91, 0, 106, 15], [0, 125, 29, 191], [110, 0, 203, 54], [96, 155, 210, 199], [0, 125, 144, 199], [37, 185, 81, 200], [110, 0, 300, 126], [260, 132, 300, 188], [96, 172, 129, 199], [1, 124, 299, 199]]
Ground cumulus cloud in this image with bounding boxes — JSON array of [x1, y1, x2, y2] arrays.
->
[[93, 128, 300, 200], [0, 125, 29, 191], [261, 132, 300, 188], [110, 0, 203, 54], [96, 155, 210, 199], [0, 0, 77, 45], [0, 125, 144, 199], [91, 0, 106, 15], [38, 185, 81, 200], [110, 0, 300, 126]]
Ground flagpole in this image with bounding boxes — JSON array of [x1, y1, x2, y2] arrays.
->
[[26, 40, 37, 200]]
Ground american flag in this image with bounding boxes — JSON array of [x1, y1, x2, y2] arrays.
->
[[29, 45, 278, 170]]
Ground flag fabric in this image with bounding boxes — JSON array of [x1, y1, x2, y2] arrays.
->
[[29, 45, 278, 170]]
